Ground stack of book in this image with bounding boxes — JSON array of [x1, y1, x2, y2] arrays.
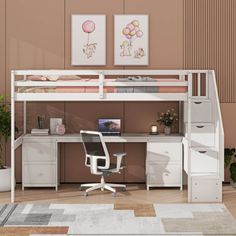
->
[[31, 129, 49, 136]]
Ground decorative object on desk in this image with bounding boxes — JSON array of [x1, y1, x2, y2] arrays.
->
[[149, 125, 159, 135], [71, 14, 106, 66], [31, 128, 49, 136], [164, 126, 171, 135], [50, 118, 63, 134], [224, 148, 236, 187], [0, 95, 17, 191], [37, 115, 45, 129], [114, 15, 149, 65], [56, 124, 66, 135], [157, 108, 178, 135]]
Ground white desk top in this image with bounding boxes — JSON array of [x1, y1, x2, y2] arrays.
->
[[23, 133, 183, 143]]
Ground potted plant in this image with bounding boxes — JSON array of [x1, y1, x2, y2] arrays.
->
[[224, 148, 236, 187], [0, 95, 12, 191], [157, 108, 178, 135]]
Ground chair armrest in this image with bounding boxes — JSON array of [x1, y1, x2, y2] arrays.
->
[[113, 153, 126, 172], [89, 156, 106, 175]]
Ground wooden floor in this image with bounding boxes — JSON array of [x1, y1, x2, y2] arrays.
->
[[1, 184, 236, 217]]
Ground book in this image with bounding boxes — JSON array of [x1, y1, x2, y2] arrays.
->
[[31, 129, 49, 135]]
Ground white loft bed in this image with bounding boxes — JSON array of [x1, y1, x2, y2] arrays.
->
[[10, 69, 224, 203]]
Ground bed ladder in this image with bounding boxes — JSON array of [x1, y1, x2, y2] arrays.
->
[[184, 70, 224, 202]]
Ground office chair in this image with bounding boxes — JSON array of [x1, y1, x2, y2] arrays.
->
[[80, 130, 126, 196]]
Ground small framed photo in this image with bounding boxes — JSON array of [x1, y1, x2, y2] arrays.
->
[[114, 14, 149, 66], [50, 118, 63, 134], [71, 14, 106, 66]]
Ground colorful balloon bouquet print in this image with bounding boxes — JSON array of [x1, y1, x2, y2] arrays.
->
[[115, 15, 149, 65], [71, 15, 106, 66]]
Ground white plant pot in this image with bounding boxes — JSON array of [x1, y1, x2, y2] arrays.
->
[[0, 166, 12, 192], [164, 126, 171, 135]]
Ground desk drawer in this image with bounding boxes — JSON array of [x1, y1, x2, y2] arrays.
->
[[147, 142, 182, 162], [191, 149, 218, 173], [23, 142, 56, 162], [147, 162, 181, 185], [185, 124, 215, 147], [23, 164, 56, 184]]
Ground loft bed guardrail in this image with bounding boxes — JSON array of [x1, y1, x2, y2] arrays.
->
[[12, 70, 209, 101]]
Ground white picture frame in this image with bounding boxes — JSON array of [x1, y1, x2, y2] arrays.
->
[[50, 118, 63, 134], [114, 14, 149, 66], [71, 14, 106, 66]]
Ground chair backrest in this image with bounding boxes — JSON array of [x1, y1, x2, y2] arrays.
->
[[80, 130, 110, 174]]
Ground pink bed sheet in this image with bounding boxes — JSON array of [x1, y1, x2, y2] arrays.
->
[[19, 78, 187, 93], [55, 78, 187, 93]]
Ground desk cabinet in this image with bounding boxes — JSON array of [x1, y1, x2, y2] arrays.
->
[[22, 140, 58, 190], [146, 142, 182, 190]]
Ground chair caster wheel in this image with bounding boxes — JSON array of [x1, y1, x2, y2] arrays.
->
[[112, 192, 116, 197], [122, 187, 126, 191], [80, 187, 83, 191], [84, 192, 88, 197]]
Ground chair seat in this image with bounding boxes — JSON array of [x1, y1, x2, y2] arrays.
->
[[100, 163, 125, 175]]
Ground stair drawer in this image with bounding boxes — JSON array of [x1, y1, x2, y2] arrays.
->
[[185, 124, 215, 147], [147, 142, 182, 162], [184, 101, 212, 123], [23, 164, 56, 184], [147, 162, 181, 185], [191, 176, 222, 202], [191, 149, 218, 173]]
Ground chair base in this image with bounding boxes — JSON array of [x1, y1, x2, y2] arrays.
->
[[81, 176, 126, 195]]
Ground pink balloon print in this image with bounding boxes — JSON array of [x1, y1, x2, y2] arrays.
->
[[82, 20, 96, 46], [126, 34, 132, 39], [82, 20, 95, 33], [126, 23, 135, 31], [122, 27, 130, 35], [136, 30, 143, 38]]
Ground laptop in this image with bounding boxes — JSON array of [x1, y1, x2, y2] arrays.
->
[[98, 118, 121, 136]]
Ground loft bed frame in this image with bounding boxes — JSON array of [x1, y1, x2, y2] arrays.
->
[[10, 69, 224, 203]]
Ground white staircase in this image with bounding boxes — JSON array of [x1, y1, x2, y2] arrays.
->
[[183, 71, 224, 202]]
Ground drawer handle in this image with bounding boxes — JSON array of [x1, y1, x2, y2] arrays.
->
[[198, 151, 207, 154], [194, 102, 202, 104], [196, 126, 204, 128]]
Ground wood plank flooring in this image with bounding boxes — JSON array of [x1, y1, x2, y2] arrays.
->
[[0, 227, 68, 235], [0, 184, 235, 218]]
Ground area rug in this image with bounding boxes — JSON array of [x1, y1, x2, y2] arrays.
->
[[0, 203, 236, 235]]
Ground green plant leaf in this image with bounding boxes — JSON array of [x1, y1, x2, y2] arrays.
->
[[230, 162, 236, 182]]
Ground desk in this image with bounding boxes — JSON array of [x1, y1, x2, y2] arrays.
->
[[22, 133, 183, 191]]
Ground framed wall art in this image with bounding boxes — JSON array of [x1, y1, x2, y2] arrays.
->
[[114, 15, 149, 66], [71, 14, 106, 66]]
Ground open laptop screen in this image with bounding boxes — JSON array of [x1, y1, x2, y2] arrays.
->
[[98, 119, 121, 135]]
